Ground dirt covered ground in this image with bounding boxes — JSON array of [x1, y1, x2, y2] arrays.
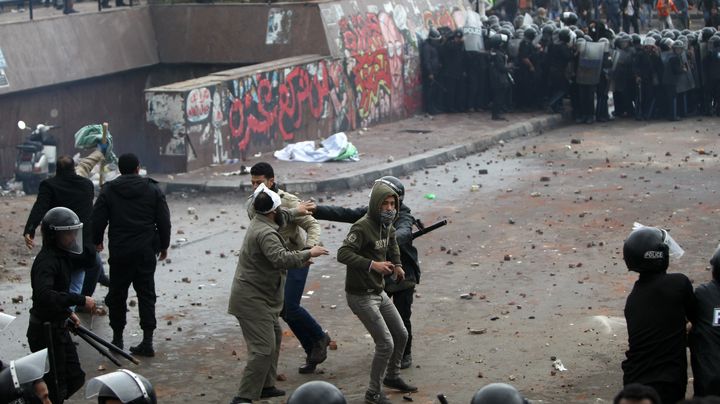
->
[[1, 118, 719, 403]]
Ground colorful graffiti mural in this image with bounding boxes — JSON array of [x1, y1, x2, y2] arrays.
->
[[225, 61, 333, 157], [146, 0, 469, 168]]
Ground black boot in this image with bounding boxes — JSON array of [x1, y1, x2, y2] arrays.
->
[[130, 329, 154, 357], [111, 328, 124, 350]]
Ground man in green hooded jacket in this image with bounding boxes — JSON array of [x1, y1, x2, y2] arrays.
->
[[338, 181, 418, 404]]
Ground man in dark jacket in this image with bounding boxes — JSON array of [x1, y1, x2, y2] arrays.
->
[[689, 246, 720, 398], [27, 207, 96, 404], [337, 180, 416, 404], [309, 176, 420, 369], [92, 153, 171, 357], [621, 226, 697, 404], [421, 28, 443, 115], [24, 155, 98, 300]]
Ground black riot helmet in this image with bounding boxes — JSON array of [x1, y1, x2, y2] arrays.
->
[[701, 27, 715, 42], [710, 35, 720, 49], [524, 27, 537, 41], [659, 37, 673, 51], [428, 27, 442, 41], [375, 176, 405, 203], [0, 349, 50, 403], [86, 370, 157, 404], [558, 27, 572, 44], [287, 381, 346, 404], [560, 11, 578, 26], [623, 227, 671, 273], [487, 33, 503, 50], [631, 33, 641, 46], [470, 383, 528, 404], [541, 23, 555, 38], [41, 206, 83, 254], [709, 245, 720, 282], [686, 33, 697, 46]]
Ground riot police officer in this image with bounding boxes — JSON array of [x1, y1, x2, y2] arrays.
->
[[488, 33, 512, 121], [621, 226, 697, 404], [421, 28, 444, 115], [27, 207, 97, 404]]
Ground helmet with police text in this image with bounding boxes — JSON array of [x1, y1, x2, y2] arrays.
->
[[287, 381, 346, 404], [41, 207, 83, 254], [86, 370, 156, 404], [375, 176, 405, 203], [560, 11, 578, 26], [0, 349, 50, 403], [470, 383, 528, 404], [623, 227, 674, 273]]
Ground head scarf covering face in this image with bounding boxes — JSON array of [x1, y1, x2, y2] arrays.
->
[[252, 183, 282, 214]]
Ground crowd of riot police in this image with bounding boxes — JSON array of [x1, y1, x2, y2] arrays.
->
[[420, 11, 720, 122]]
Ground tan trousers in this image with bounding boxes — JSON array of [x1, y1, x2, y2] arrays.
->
[[235, 315, 282, 400]]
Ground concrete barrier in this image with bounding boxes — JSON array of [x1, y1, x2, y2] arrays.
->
[[144, 0, 470, 173]]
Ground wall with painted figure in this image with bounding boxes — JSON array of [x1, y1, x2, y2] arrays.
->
[[144, 0, 471, 173]]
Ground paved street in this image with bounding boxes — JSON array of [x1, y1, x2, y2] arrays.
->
[[1, 117, 719, 403]]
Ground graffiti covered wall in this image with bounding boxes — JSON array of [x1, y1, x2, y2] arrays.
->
[[145, 0, 469, 172]]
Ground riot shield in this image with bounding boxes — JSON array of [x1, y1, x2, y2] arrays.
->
[[676, 52, 695, 93], [464, 11, 485, 52], [508, 38, 522, 59], [576, 42, 605, 85]]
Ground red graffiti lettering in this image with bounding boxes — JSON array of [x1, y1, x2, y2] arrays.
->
[[225, 62, 331, 154]]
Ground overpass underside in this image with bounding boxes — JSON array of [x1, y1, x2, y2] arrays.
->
[[0, 0, 468, 176]]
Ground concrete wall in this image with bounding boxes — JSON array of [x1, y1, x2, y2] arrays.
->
[[150, 3, 330, 64], [0, 64, 234, 178], [0, 7, 158, 96], [144, 0, 469, 173]]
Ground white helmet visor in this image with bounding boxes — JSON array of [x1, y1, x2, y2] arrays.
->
[[85, 370, 149, 403], [10, 349, 49, 388]]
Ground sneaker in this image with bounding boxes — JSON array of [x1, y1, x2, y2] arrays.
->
[[364, 390, 392, 404], [129, 342, 155, 357], [308, 331, 331, 364], [259, 386, 285, 398], [229, 397, 252, 404], [400, 353, 412, 369], [383, 376, 418, 392]]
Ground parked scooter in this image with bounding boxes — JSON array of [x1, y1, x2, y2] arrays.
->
[[15, 120, 58, 194]]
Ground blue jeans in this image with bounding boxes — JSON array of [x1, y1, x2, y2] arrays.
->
[[81, 253, 106, 297], [281, 266, 324, 356], [69, 268, 84, 311]]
